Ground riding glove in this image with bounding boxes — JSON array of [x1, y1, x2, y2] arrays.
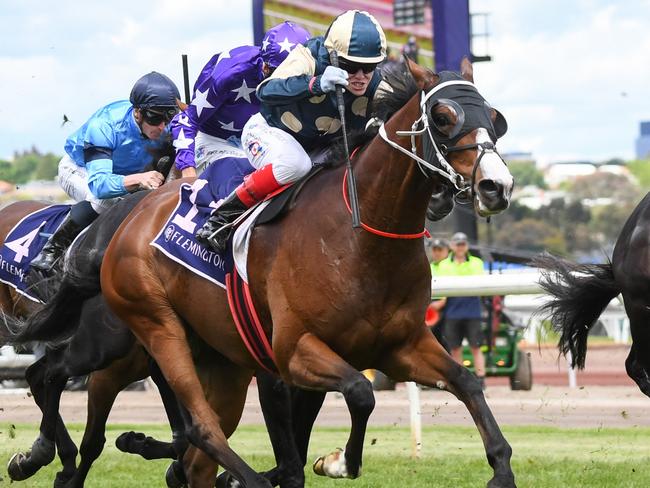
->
[[318, 66, 349, 92]]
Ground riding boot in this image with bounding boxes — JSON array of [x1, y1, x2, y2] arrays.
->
[[195, 191, 249, 253], [30, 215, 84, 273], [196, 164, 283, 253]]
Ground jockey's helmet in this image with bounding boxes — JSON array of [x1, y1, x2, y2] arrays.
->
[[324, 10, 386, 64], [261, 22, 311, 69], [130, 71, 181, 111]]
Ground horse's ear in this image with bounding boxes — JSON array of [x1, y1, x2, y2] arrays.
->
[[176, 99, 188, 112], [405, 56, 438, 90], [460, 57, 474, 83]]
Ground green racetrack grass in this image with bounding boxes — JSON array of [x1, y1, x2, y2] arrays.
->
[[1, 423, 649, 487]]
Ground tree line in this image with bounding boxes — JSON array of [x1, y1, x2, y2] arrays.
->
[[0, 148, 60, 184]]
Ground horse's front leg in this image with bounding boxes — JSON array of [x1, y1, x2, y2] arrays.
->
[[280, 333, 375, 480], [383, 329, 516, 488]]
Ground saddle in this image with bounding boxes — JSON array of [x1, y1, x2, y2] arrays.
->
[[256, 165, 325, 225]]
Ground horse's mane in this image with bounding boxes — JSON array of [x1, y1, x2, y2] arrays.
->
[[328, 61, 418, 167]]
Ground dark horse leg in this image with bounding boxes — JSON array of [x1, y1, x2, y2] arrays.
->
[[7, 354, 78, 485], [384, 329, 515, 488], [258, 374, 326, 486], [63, 345, 149, 488], [117, 358, 189, 462], [216, 372, 326, 488], [623, 304, 650, 397]]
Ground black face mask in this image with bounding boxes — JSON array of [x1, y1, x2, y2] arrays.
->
[[421, 72, 507, 161]]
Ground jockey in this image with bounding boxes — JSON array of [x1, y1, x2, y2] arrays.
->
[[170, 21, 311, 178], [196, 10, 387, 252], [30, 71, 181, 273]]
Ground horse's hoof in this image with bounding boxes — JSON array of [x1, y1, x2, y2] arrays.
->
[[215, 471, 242, 488], [312, 448, 355, 478], [115, 431, 146, 454], [487, 475, 517, 488], [165, 460, 187, 488], [53, 470, 75, 488], [7, 452, 30, 481]]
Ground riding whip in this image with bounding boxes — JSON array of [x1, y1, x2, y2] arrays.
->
[[181, 54, 191, 104], [329, 50, 361, 228]]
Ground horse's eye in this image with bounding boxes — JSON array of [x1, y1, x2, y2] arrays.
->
[[433, 114, 451, 128], [430, 99, 465, 138]]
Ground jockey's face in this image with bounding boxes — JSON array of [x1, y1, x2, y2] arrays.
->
[[346, 68, 373, 96]]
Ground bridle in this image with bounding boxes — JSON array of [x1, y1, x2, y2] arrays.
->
[[377, 79, 504, 204]]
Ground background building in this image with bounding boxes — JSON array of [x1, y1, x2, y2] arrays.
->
[[635, 121, 650, 159]]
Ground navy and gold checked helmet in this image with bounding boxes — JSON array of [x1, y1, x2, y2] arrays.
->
[[324, 10, 387, 64]]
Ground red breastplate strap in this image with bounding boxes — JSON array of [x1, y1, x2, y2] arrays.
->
[[342, 147, 429, 240]]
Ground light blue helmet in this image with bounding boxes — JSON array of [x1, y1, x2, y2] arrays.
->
[[324, 10, 386, 63], [261, 21, 311, 69]]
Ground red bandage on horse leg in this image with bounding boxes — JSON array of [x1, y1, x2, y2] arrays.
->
[[235, 164, 281, 207]]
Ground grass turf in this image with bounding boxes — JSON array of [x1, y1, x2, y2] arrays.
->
[[1, 423, 649, 487]]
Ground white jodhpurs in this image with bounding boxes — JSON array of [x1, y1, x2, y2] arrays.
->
[[194, 132, 247, 173], [241, 113, 312, 185], [57, 155, 119, 214]]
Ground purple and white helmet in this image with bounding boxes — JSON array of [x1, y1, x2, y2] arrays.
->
[[260, 21, 311, 69]]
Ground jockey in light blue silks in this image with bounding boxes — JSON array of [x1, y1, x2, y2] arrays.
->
[[169, 21, 311, 178], [31, 72, 181, 273], [195, 10, 387, 252]]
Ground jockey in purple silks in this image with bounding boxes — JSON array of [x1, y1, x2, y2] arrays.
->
[[170, 21, 311, 179]]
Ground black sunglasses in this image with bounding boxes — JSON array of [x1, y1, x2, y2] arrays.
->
[[338, 58, 377, 74], [142, 107, 178, 125]]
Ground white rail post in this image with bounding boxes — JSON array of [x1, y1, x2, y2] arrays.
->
[[566, 350, 577, 388], [406, 381, 422, 458]]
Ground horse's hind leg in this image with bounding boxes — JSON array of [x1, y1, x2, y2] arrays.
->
[[64, 346, 149, 488], [105, 303, 270, 488], [384, 330, 515, 488], [7, 354, 77, 485], [623, 305, 650, 397], [180, 347, 255, 487]]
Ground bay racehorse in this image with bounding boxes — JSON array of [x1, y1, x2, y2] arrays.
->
[[100, 58, 516, 488], [536, 191, 650, 397]]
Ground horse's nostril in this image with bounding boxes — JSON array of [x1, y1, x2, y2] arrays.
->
[[478, 179, 501, 198]]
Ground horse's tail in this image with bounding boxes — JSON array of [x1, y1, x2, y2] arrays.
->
[[534, 253, 620, 369], [0, 267, 101, 346]]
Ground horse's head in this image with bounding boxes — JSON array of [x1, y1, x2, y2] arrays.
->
[[399, 58, 513, 217]]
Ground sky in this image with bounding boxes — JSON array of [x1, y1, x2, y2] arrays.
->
[[2, 0, 649, 166]]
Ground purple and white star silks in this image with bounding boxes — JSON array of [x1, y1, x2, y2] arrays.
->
[[260, 21, 310, 68], [171, 46, 263, 171], [171, 22, 310, 171]]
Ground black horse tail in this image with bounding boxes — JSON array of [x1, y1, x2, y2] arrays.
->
[[534, 253, 620, 369], [0, 267, 101, 346]]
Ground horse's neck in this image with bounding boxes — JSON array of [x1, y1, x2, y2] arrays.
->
[[353, 95, 434, 235]]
